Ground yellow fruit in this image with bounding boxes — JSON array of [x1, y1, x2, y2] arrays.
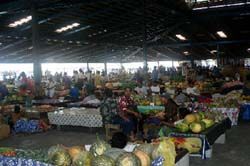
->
[[184, 114, 196, 125]]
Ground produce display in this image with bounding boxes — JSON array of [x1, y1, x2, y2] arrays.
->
[[116, 152, 141, 166], [151, 138, 176, 166], [89, 136, 111, 156], [0, 147, 16, 157], [134, 150, 151, 166], [175, 112, 217, 134], [91, 155, 115, 166], [0, 137, 181, 166], [104, 148, 126, 160], [72, 151, 93, 166], [134, 95, 165, 115], [171, 137, 202, 153]]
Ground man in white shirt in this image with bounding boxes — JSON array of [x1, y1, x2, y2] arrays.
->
[[150, 82, 160, 94], [45, 77, 56, 98], [186, 82, 200, 96], [134, 83, 148, 96]]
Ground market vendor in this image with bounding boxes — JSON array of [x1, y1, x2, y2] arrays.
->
[[114, 87, 141, 141], [134, 82, 148, 96], [143, 93, 178, 139]]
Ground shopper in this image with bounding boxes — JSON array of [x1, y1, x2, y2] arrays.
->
[[45, 77, 56, 98], [152, 66, 159, 82], [94, 71, 102, 88], [100, 88, 117, 124], [150, 81, 160, 94]]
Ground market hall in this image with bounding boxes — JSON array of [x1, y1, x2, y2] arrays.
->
[[0, 0, 250, 166]]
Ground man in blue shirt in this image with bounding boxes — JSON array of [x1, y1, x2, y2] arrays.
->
[[152, 66, 159, 82]]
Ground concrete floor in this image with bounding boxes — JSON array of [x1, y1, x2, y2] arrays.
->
[[0, 123, 250, 166]]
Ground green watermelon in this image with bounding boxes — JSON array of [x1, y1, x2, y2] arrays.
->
[[115, 152, 141, 166], [200, 121, 206, 131], [91, 155, 115, 166], [104, 148, 126, 161], [190, 122, 202, 133], [202, 119, 215, 128], [175, 123, 189, 133]]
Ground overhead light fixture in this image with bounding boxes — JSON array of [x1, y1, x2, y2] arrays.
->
[[210, 50, 217, 54], [176, 34, 187, 41], [55, 22, 80, 33], [247, 48, 250, 52], [0, 11, 8, 15], [217, 31, 227, 38], [183, 51, 189, 55], [193, 2, 248, 10], [8, 16, 32, 27]]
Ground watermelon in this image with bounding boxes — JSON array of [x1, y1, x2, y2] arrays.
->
[[104, 148, 126, 160], [190, 122, 202, 133], [184, 114, 196, 124], [72, 151, 93, 166], [90, 137, 111, 156], [175, 123, 189, 133], [201, 119, 215, 128], [115, 152, 141, 166], [200, 121, 206, 131], [91, 155, 115, 166]]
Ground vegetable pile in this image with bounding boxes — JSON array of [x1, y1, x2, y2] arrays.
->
[[0, 137, 179, 166], [175, 112, 218, 134]]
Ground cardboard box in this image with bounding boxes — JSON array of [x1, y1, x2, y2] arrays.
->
[[0, 124, 10, 140]]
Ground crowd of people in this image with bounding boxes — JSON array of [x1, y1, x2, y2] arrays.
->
[[1, 64, 250, 141]]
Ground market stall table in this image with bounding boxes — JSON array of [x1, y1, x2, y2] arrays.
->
[[48, 107, 103, 128], [168, 118, 231, 159], [32, 99, 73, 107], [211, 107, 239, 126], [241, 103, 250, 120]]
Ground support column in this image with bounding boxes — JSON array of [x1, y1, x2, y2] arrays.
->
[[32, 3, 42, 93], [87, 62, 90, 71], [216, 45, 220, 67], [143, 0, 148, 82]]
